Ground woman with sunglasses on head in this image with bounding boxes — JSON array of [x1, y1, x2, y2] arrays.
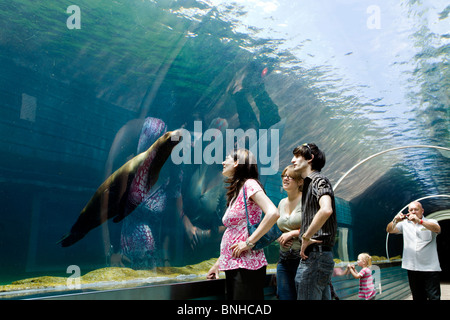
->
[[276, 165, 303, 300], [206, 149, 279, 300]]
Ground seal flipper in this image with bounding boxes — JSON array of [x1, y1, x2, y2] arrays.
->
[[58, 174, 130, 247], [58, 230, 85, 248]]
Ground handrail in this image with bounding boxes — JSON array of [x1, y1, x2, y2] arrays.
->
[[333, 145, 450, 192]]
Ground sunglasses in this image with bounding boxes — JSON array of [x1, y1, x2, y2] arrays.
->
[[303, 143, 312, 153]]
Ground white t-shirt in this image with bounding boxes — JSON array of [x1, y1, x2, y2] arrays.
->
[[396, 217, 441, 272]]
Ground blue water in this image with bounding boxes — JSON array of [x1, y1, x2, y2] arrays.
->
[[0, 0, 449, 289]]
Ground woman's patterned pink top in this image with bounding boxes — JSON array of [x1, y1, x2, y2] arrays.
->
[[219, 179, 267, 271]]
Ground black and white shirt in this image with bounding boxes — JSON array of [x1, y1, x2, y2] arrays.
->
[[300, 171, 337, 247]]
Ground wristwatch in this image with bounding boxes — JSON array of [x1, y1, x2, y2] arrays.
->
[[302, 234, 311, 242], [246, 239, 255, 248]]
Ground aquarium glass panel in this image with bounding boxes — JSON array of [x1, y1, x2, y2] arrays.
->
[[0, 0, 449, 298]]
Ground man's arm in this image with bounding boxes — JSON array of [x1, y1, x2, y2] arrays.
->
[[386, 213, 405, 234], [408, 214, 441, 234], [302, 195, 333, 240], [386, 220, 400, 234], [300, 195, 333, 259], [421, 219, 441, 234]]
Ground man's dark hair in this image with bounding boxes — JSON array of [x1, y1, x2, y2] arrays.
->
[[292, 143, 326, 172]]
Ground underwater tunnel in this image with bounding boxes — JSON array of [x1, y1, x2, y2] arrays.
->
[[0, 0, 449, 299]]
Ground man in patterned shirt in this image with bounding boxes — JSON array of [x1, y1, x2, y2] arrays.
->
[[291, 143, 337, 300]]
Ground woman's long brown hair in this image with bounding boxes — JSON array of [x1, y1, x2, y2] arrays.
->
[[225, 149, 264, 206]]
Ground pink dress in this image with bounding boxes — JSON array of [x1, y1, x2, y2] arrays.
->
[[219, 179, 268, 271]]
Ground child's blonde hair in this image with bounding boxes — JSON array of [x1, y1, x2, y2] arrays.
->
[[358, 253, 372, 267]]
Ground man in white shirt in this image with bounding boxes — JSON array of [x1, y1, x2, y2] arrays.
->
[[386, 201, 441, 300]]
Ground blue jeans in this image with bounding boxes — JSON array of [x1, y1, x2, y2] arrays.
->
[[295, 251, 334, 300], [277, 256, 300, 300]]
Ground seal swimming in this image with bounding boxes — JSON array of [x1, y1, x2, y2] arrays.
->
[[59, 129, 182, 247]]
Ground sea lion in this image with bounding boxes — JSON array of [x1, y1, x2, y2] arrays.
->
[[59, 129, 182, 247]]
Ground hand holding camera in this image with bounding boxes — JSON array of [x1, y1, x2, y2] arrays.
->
[[396, 212, 421, 224], [393, 213, 408, 223]]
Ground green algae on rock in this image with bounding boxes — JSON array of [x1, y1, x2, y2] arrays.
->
[[0, 258, 220, 295]]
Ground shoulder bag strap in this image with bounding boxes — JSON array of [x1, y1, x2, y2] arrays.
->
[[242, 185, 251, 227]]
